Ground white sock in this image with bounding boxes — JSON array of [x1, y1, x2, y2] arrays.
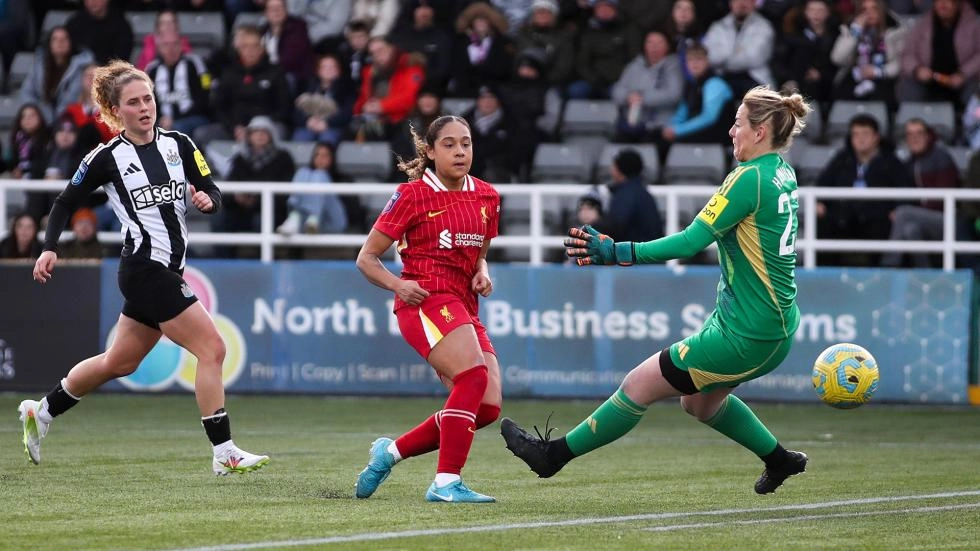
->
[[213, 439, 235, 457], [434, 473, 460, 487], [36, 397, 54, 424], [386, 441, 403, 463]]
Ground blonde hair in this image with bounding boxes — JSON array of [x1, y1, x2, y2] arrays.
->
[[742, 85, 811, 151], [396, 115, 470, 181], [91, 60, 154, 132]]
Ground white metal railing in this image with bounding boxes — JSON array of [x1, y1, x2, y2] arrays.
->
[[3, 179, 980, 270]]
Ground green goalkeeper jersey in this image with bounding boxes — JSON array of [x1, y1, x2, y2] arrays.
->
[[633, 151, 800, 340], [697, 152, 800, 340]]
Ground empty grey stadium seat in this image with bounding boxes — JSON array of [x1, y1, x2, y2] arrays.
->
[[596, 143, 660, 183], [125, 11, 158, 39], [336, 141, 393, 182], [233, 12, 266, 29], [8, 51, 33, 92], [531, 143, 592, 183], [947, 146, 971, 177], [41, 10, 72, 35], [826, 100, 889, 142], [178, 12, 225, 50], [441, 97, 474, 116], [791, 143, 837, 186], [0, 95, 21, 129], [894, 102, 956, 143], [204, 139, 237, 179], [799, 102, 823, 143], [561, 99, 617, 136], [536, 87, 563, 137], [662, 143, 727, 184], [281, 141, 316, 166]]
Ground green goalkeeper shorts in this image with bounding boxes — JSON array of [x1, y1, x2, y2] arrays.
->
[[668, 310, 795, 393]]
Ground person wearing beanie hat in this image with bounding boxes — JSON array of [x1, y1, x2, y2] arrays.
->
[[60, 208, 103, 259], [602, 148, 663, 243], [515, 0, 574, 87]]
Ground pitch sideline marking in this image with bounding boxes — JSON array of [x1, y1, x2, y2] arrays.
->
[[644, 502, 980, 532], [178, 489, 980, 550]]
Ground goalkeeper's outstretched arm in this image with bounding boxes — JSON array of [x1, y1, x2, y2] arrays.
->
[[632, 221, 716, 264]]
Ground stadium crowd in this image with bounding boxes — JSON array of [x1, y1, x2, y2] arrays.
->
[[0, 0, 978, 268]]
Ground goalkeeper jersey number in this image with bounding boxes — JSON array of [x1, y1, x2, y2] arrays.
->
[[693, 152, 800, 341]]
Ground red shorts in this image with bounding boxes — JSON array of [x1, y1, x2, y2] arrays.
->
[[396, 294, 495, 360]]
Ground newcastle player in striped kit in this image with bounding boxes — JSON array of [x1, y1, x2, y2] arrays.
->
[[19, 60, 269, 475]]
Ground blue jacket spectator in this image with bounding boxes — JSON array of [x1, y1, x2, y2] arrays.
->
[[600, 148, 664, 243], [277, 142, 349, 235]]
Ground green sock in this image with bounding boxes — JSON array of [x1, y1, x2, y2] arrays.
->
[[704, 395, 778, 456], [565, 388, 647, 457]]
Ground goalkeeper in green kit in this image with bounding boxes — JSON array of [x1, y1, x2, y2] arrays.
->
[[501, 86, 811, 495]]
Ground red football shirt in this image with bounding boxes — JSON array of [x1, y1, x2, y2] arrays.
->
[[373, 169, 501, 314]]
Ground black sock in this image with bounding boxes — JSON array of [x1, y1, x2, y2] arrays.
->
[[761, 443, 788, 468], [45, 381, 80, 417], [201, 408, 232, 446], [547, 437, 575, 465]]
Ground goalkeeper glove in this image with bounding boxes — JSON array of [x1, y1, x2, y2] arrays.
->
[[563, 225, 635, 266]]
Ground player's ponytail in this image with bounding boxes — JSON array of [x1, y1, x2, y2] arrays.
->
[[92, 60, 154, 132], [395, 115, 470, 181], [742, 85, 812, 151]]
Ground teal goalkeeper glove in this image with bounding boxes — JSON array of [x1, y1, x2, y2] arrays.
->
[[563, 225, 635, 266]]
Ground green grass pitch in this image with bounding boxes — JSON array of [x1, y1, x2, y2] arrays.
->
[[1, 394, 978, 550]]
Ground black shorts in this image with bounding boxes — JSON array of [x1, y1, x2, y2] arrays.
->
[[117, 255, 198, 329]]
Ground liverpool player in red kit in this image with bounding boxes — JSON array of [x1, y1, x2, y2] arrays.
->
[[355, 116, 501, 503]]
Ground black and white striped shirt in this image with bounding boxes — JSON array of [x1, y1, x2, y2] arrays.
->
[[44, 128, 221, 271]]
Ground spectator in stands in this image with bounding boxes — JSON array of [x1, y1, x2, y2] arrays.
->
[[612, 30, 683, 143], [59, 207, 103, 260], [336, 19, 372, 87], [513, 0, 575, 88], [963, 88, 980, 148], [145, 31, 212, 136], [63, 63, 116, 151], [0, 212, 42, 259], [830, 0, 907, 108], [20, 26, 95, 124], [261, 0, 315, 94], [27, 115, 86, 224], [7, 103, 49, 182], [661, 0, 705, 82], [756, 0, 801, 27], [574, 189, 604, 231], [773, 0, 839, 113], [353, 0, 401, 37], [464, 85, 515, 183], [619, 0, 672, 34], [292, 54, 357, 146], [352, 36, 425, 140], [277, 142, 349, 235], [602, 148, 664, 242], [390, 0, 455, 89], [898, 0, 980, 108], [498, 49, 548, 179], [135, 10, 192, 70], [567, 0, 640, 100], [194, 25, 292, 148], [816, 114, 913, 266], [702, 0, 776, 99], [655, 43, 734, 167], [450, 2, 515, 97], [392, 87, 444, 162], [491, 0, 533, 33], [0, 0, 31, 94], [65, 0, 134, 65], [211, 116, 296, 258], [882, 118, 962, 267], [296, 0, 353, 54]]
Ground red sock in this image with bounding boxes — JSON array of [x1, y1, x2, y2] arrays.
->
[[476, 403, 500, 429], [394, 412, 440, 459], [436, 365, 488, 475], [394, 402, 500, 459]]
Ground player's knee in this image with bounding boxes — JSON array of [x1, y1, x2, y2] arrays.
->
[[679, 395, 699, 418], [108, 358, 140, 378], [680, 395, 715, 422], [453, 364, 489, 394], [197, 335, 226, 367]]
